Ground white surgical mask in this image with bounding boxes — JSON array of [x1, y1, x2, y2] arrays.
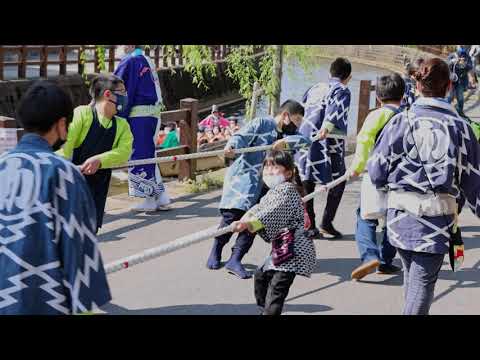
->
[[262, 173, 286, 189]]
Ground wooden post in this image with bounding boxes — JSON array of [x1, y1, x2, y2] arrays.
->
[[161, 46, 168, 68], [108, 46, 115, 72], [178, 98, 199, 181], [18, 46, 27, 79], [40, 45, 47, 78], [59, 45, 67, 75], [0, 46, 4, 80], [357, 80, 371, 134]]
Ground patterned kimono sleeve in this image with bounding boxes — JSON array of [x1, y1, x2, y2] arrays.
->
[[55, 168, 112, 314], [114, 58, 138, 118], [459, 126, 480, 217], [367, 121, 393, 189], [246, 186, 300, 241], [322, 88, 350, 133], [226, 118, 261, 150]]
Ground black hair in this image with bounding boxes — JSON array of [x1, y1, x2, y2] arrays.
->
[[89, 74, 124, 101], [275, 99, 305, 117], [330, 57, 352, 81], [263, 150, 304, 195], [16, 81, 73, 134], [166, 122, 177, 129], [376, 73, 405, 102], [405, 57, 425, 76], [229, 117, 238, 124]]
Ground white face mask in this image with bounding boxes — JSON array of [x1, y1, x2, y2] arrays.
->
[[164, 127, 172, 133], [262, 173, 286, 189]]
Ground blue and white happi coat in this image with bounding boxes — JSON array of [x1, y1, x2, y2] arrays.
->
[[399, 76, 416, 111], [0, 134, 111, 314], [295, 78, 351, 184], [368, 97, 480, 254], [219, 117, 311, 211]]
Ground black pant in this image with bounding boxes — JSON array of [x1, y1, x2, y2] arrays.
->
[[216, 208, 255, 253], [215, 185, 269, 254], [302, 179, 346, 230], [254, 269, 296, 315]]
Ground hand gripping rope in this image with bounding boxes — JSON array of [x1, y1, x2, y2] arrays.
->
[[104, 173, 350, 275]]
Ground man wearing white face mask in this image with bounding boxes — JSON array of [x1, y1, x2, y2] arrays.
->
[[206, 100, 311, 279]]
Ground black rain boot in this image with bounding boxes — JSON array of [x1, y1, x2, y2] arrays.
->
[[206, 238, 228, 270], [225, 246, 252, 279]]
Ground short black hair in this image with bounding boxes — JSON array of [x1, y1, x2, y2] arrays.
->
[[89, 74, 124, 101], [330, 57, 352, 80], [16, 81, 73, 134], [376, 73, 405, 102], [275, 99, 305, 117], [167, 122, 177, 129]]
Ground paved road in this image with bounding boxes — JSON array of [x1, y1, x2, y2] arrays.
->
[[96, 91, 480, 315]]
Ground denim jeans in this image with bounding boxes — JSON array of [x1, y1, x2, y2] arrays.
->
[[355, 206, 396, 265], [397, 248, 445, 315], [448, 84, 466, 115]]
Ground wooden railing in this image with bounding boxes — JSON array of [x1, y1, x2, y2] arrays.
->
[[0, 45, 263, 81], [0, 98, 200, 181]]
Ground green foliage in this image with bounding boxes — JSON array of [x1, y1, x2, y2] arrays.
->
[[182, 171, 224, 193], [95, 45, 107, 73]]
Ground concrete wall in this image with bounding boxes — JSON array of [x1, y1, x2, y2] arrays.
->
[[315, 45, 445, 73]]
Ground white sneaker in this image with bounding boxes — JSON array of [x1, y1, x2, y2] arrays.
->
[[156, 191, 171, 207], [130, 197, 159, 212]]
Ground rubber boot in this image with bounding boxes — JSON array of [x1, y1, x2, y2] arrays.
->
[[206, 238, 228, 270], [225, 246, 252, 279]]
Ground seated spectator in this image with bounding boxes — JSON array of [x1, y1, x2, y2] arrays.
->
[[228, 117, 240, 133], [160, 122, 180, 149], [156, 124, 167, 147], [199, 105, 230, 130], [223, 127, 232, 140], [212, 126, 226, 142]]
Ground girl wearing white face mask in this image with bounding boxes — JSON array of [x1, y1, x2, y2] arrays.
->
[[231, 151, 317, 315]]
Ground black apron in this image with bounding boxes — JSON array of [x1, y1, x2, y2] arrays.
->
[[72, 106, 117, 232]]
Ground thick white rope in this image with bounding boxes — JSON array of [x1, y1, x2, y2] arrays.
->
[[107, 133, 347, 170], [104, 173, 350, 275]]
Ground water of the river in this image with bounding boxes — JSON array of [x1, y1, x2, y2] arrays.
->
[[220, 58, 394, 136]]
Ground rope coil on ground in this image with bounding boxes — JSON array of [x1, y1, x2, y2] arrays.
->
[[104, 173, 350, 275]]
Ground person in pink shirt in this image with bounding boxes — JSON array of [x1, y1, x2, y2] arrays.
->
[[199, 105, 230, 130]]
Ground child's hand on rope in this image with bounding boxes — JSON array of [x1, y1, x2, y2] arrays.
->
[[231, 221, 248, 233], [224, 146, 236, 158], [272, 139, 288, 151]]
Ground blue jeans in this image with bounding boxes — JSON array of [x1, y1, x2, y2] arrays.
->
[[397, 248, 444, 315], [355, 206, 396, 265], [447, 84, 466, 115]]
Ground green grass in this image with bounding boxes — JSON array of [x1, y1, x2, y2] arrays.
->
[[182, 171, 224, 194]]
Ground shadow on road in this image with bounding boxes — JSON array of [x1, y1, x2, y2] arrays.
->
[[99, 192, 222, 243], [100, 302, 333, 315]]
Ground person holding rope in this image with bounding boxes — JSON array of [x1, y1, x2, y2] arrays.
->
[[206, 100, 311, 279], [57, 74, 133, 233], [114, 45, 171, 212], [0, 81, 111, 314], [368, 58, 480, 315], [231, 150, 316, 315], [348, 74, 405, 280], [296, 58, 352, 240], [400, 57, 424, 111]]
